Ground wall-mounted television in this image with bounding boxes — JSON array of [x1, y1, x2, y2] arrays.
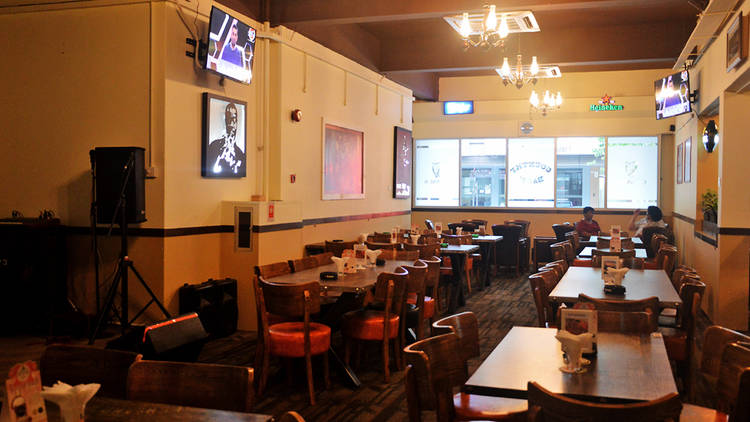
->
[[205, 6, 256, 84], [443, 101, 474, 115], [654, 70, 691, 120]]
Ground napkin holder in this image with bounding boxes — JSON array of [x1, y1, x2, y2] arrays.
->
[[604, 284, 626, 295], [375, 258, 385, 266], [320, 271, 338, 281]]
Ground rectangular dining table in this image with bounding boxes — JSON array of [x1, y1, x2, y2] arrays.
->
[[463, 326, 677, 403], [45, 396, 271, 422], [440, 244, 480, 313], [548, 267, 681, 308], [472, 235, 503, 290], [577, 247, 647, 259]]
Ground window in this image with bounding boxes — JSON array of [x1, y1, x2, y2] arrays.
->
[[556, 137, 605, 208], [412, 136, 659, 209], [460, 139, 506, 207], [606, 136, 659, 209], [414, 139, 459, 206], [507, 138, 554, 207]]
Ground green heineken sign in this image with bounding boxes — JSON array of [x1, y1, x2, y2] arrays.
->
[[590, 94, 623, 111]]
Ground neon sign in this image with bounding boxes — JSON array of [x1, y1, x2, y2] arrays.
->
[[590, 94, 623, 111]]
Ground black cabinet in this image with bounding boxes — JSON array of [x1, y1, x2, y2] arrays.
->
[[0, 219, 67, 335]]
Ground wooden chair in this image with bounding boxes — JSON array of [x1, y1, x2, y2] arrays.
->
[[421, 256, 443, 331], [342, 267, 409, 382], [126, 360, 254, 412], [528, 270, 559, 328], [641, 226, 671, 258], [366, 241, 401, 252], [404, 242, 441, 259], [404, 333, 527, 422], [693, 326, 750, 405], [431, 311, 480, 365], [462, 218, 488, 228], [492, 224, 524, 276], [577, 294, 660, 332], [550, 241, 575, 267], [289, 256, 318, 272], [40, 345, 142, 399], [275, 411, 307, 422], [532, 236, 557, 271], [442, 234, 482, 294], [526, 381, 681, 422], [404, 260, 429, 341], [381, 249, 420, 260], [253, 277, 330, 404], [592, 248, 635, 262], [552, 223, 575, 241], [254, 261, 292, 278], [312, 251, 334, 267], [644, 245, 677, 276], [669, 266, 699, 293], [597, 310, 654, 334], [683, 342, 750, 420], [325, 240, 357, 257], [370, 232, 392, 243], [543, 260, 567, 278], [564, 231, 581, 254], [448, 222, 477, 234]]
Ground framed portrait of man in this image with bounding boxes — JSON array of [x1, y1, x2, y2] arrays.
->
[[202, 93, 247, 178]]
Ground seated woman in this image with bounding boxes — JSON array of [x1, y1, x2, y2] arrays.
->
[[629, 205, 667, 237], [575, 206, 601, 237]]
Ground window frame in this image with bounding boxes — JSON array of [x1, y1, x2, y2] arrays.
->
[[411, 135, 661, 211]]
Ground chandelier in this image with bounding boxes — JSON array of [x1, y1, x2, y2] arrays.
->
[[444, 8, 540, 51], [496, 54, 562, 89], [529, 90, 563, 116]]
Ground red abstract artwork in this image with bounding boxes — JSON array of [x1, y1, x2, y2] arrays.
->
[[323, 124, 364, 199]]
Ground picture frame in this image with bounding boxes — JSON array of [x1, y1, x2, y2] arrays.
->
[[201, 93, 247, 178], [393, 126, 412, 199], [322, 121, 365, 200], [684, 137, 692, 183], [676, 142, 684, 184], [726, 12, 745, 72]]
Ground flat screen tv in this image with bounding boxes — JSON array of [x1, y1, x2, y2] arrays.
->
[[205, 6, 256, 84], [654, 70, 691, 120]]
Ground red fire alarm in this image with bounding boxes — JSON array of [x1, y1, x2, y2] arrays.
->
[[290, 174, 296, 183], [268, 203, 275, 220]]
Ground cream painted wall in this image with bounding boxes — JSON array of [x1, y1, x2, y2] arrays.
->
[[673, 113, 699, 218], [0, 3, 157, 227]]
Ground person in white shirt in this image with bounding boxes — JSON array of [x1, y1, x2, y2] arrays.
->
[[628, 206, 667, 237]]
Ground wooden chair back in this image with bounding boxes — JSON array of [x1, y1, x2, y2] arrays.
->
[[505, 219, 530, 237], [700, 326, 750, 378], [254, 261, 292, 278], [544, 260, 567, 278], [448, 222, 477, 234], [552, 223, 575, 241], [325, 240, 357, 257], [678, 280, 705, 330], [550, 243, 566, 263], [370, 232, 392, 243], [290, 256, 318, 272], [127, 360, 254, 412], [403, 260, 429, 339], [40, 345, 142, 399], [642, 227, 671, 257], [442, 234, 473, 245], [577, 294, 659, 332], [655, 245, 677, 275], [431, 311, 480, 363], [313, 252, 334, 266], [462, 218, 488, 227], [404, 242, 441, 259], [404, 333, 467, 415], [526, 381, 681, 422], [597, 311, 654, 334], [529, 270, 559, 327], [671, 267, 699, 291], [596, 237, 610, 249], [550, 240, 574, 263], [380, 249, 420, 260], [716, 342, 750, 414], [564, 231, 580, 253], [372, 267, 410, 317], [275, 411, 306, 422]]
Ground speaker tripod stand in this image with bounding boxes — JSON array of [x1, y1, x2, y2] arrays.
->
[[89, 153, 171, 344]]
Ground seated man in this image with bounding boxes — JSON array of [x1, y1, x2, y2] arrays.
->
[[575, 206, 601, 237]]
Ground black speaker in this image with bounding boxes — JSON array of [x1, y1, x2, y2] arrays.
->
[[179, 278, 238, 338], [142, 313, 208, 361], [92, 147, 146, 224]]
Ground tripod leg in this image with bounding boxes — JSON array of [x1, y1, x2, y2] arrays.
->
[[88, 263, 123, 344], [128, 262, 172, 319]]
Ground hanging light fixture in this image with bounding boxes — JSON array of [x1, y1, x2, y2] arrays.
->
[[444, 8, 540, 51], [529, 90, 563, 116], [498, 55, 546, 89], [702, 120, 719, 153]]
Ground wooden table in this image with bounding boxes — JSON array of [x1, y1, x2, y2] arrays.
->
[[271, 260, 413, 293], [472, 235, 503, 290], [548, 267, 681, 308], [581, 236, 645, 249], [578, 247, 647, 259], [45, 397, 271, 422], [463, 326, 677, 403], [440, 244, 480, 313]]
